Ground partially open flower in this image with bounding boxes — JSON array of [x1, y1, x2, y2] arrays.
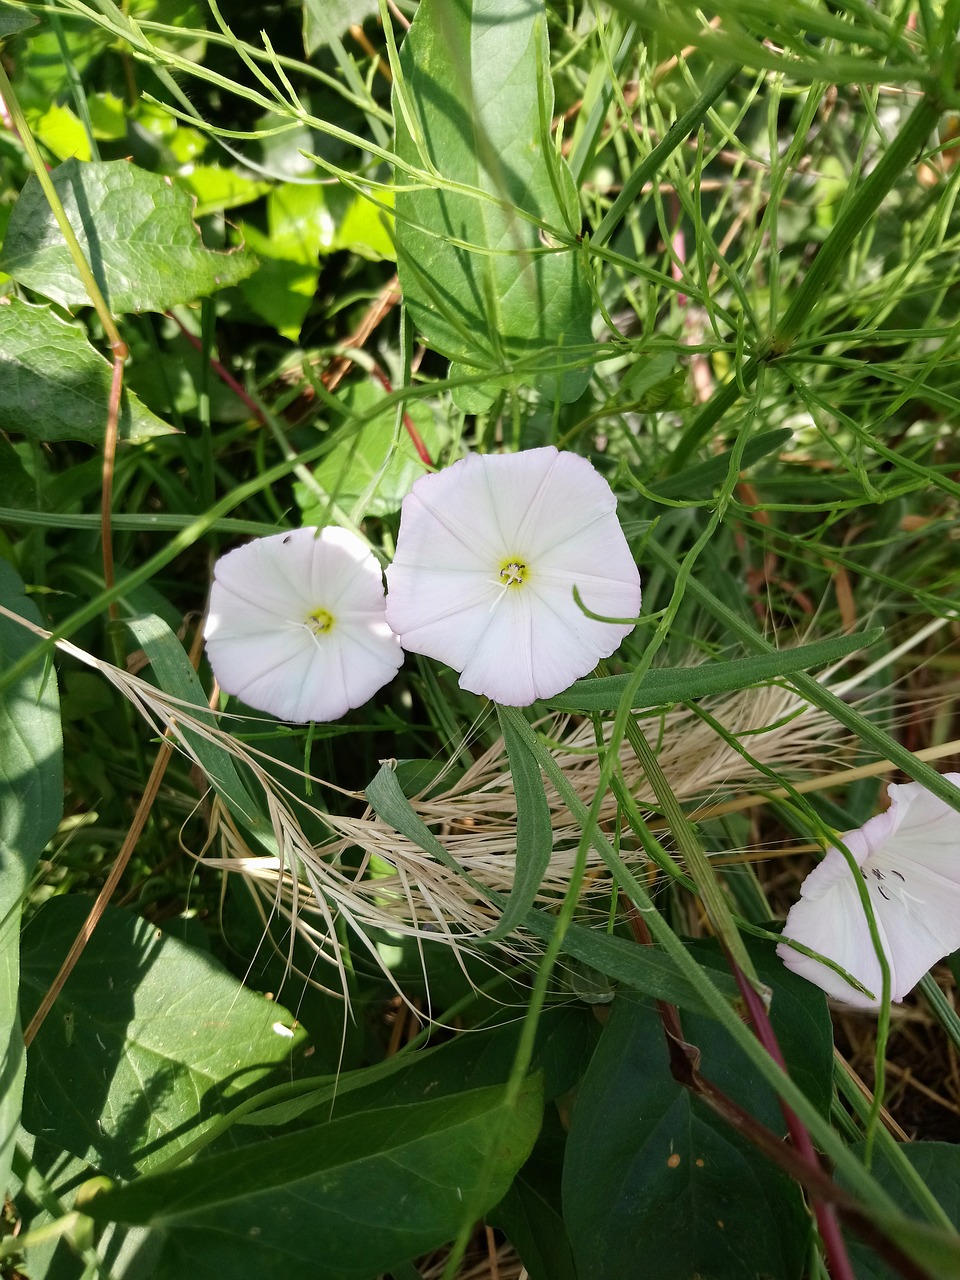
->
[[204, 527, 402, 723], [777, 774, 960, 1008], [384, 447, 641, 706]]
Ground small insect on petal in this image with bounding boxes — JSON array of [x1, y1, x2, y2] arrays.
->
[[777, 773, 960, 1008], [204, 526, 403, 723], [385, 447, 641, 705]]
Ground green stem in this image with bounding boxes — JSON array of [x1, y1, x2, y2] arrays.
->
[[497, 704, 904, 1221], [668, 85, 942, 472], [592, 62, 741, 248], [0, 61, 124, 356]]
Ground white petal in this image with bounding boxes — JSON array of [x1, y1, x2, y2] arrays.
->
[[778, 774, 960, 1008], [204, 527, 402, 722], [776, 852, 889, 1009], [386, 448, 641, 706]]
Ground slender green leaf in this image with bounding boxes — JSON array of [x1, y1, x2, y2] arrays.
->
[[20, 897, 306, 1178], [546, 628, 882, 713], [644, 428, 792, 500], [0, 159, 257, 314], [0, 561, 62, 1196], [489, 706, 554, 939], [393, 0, 593, 406], [88, 1077, 544, 1280], [0, 299, 175, 444]]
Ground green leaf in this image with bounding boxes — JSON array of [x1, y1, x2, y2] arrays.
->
[[490, 705, 553, 939], [0, 159, 257, 314], [563, 982, 812, 1280], [491, 1110, 578, 1280], [175, 167, 271, 218], [20, 896, 306, 1178], [0, 299, 175, 444], [847, 1142, 960, 1279], [393, 0, 593, 406], [545, 628, 883, 713], [0, 3, 39, 36], [124, 614, 271, 844], [296, 379, 446, 519], [88, 1076, 544, 1280], [645, 428, 793, 500], [0, 560, 62, 1196]]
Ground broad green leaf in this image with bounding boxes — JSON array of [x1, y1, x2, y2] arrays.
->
[[20, 896, 306, 1178], [490, 705, 553, 939], [88, 1076, 544, 1280], [491, 1110, 578, 1280], [563, 972, 815, 1280], [334, 189, 396, 260], [239, 183, 334, 338], [393, 0, 593, 407], [176, 166, 271, 217], [0, 159, 257, 314], [846, 1141, 960, 1279], [0, 299, 175, 444], [545, 628, 883, 713], [24, 103, 91, 162], [366, 762, 734, 1014], [297, 380, 446, 519], [0, 561, 62, 1196]]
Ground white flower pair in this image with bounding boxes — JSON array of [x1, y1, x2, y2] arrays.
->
[[203, 446, 642, 722]]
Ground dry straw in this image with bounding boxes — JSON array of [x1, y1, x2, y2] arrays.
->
[[4, 602, 948, 1001]]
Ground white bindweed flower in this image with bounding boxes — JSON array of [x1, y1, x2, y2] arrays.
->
[[204, 527, 402, 723], [384, 447, 642, 706], [777, 774, 960, 1009]]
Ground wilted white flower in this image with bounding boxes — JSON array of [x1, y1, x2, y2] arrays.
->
[[204, 527, 402, 723], [777, 774, 960, 1008], [384, 447, 641, 706]]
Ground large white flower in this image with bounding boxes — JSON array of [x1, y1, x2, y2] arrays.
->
[[777, 774, 960, 1008], [384, 447, 641, 706], [204, 527, 402, 723]]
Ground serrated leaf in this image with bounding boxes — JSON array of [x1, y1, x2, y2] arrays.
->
[[393, 0, 593, 406], [0, 299, 175, 443], [89, 1076, 544, 1280], [545, 628, 883, 713], [20, 897, 305, 1178], [0, 158, 257, 314]]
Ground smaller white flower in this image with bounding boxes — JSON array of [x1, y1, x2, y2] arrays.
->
[[204, 527, 402, 723], [777, 774, 960, 1008], [384, 447, 642, 706]]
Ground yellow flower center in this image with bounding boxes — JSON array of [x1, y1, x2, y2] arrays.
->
[[307, 607, 335, 634], [498, 558, 528, 588]]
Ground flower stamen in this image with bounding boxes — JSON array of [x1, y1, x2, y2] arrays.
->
[[306, 607, 335, 635], [498, 559, 528, 588]]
